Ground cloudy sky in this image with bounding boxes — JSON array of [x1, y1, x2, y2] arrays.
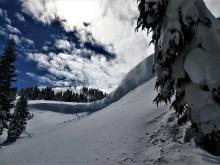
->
[[0, 0, 219, 92]]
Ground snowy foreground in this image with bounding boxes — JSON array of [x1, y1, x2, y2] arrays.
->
[[1, 79, 220, 164]]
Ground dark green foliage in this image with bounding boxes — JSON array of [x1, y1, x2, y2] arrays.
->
[[0, 38, 17, 135], [212, 87, 220, 105], [135, 0, 198, 125], [7, 95, 31, 142], [136, 0, 168, 32], [136, 0, 214, 125], [136, 0, 186, 120], [18, 86, 107, 103], [200, 131, 220, 156]]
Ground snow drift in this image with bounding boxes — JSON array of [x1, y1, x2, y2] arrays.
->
[[28, 55, 154, 114]]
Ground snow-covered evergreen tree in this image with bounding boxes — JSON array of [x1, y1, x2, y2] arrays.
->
[[7, 95, 31, 142], [137, 0, 220, 142], [0, 38, 17, 135]]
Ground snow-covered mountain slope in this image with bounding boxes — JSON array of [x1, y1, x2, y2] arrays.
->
[[24, 110, 87, 137], [28, 55, 154, 114], [0, 109, 87, 145], [1, 78, 220, 165]]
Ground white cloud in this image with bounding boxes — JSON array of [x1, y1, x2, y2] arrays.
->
[[26, 72, 70, 86], [20, 0, 57, 24], [21, 0, 153, 91], [55, 0, 100, 29], [88, 0, 153, 69], [42, 46, 49, 51], [21, 0, 220, 91], [6, 24, 21, 34], [19, 0, 100, 29], [15, 12, 26, 22], [22, 37, 34, 45], [0, 30, 7, 37], [37, 75, 70, 86], [0, 26, 7, 37], [6, 35, 34, 46], [27, 53, 50, 68], [0, 8, 6, 17], [26, 72, 36, 77], [0, 8, 11, 23], [5, 18, 11, 24], [55, 39, 72, 50], [27, 48, 139, 91]]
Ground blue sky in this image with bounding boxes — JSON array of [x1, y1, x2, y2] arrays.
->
[[0, 0, 219, 92]]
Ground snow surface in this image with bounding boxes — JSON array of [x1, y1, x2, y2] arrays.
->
[[0, 109, 87, 145], [2, 12, 220, 165], [1, 79, 220, 165]]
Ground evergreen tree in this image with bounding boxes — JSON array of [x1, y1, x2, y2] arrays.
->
[[18, 86, 107, 103], [136, 0, 220, 143], [7, 95, 31, 142], [0, 38, 17, 135]]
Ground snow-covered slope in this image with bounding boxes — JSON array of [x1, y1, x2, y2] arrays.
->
[[0, 109, 88, 145], [1, 78, 220, 165], [28, 55, 154, 114]]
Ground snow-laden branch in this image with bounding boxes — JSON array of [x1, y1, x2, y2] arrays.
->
[[137, 0, 220, 143]]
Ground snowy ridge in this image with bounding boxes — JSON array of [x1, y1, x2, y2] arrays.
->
[[28, 55, 154, 114]]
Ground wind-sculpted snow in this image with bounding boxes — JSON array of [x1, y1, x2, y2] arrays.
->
[[28, 55, 154, 114], [99, 54, 154, 109]]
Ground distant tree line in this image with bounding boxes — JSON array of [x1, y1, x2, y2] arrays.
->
[[0, 38, 31, 144], [18, 86, 107, 102]]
